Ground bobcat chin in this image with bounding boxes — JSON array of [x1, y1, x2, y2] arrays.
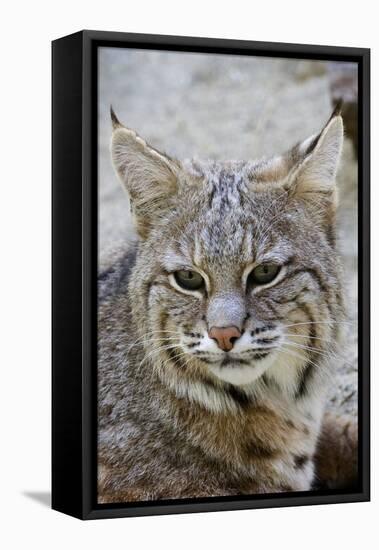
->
[[98, 106, 358, 503]]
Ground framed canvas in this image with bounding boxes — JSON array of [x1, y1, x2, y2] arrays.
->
[[52, 30, 370, 520]]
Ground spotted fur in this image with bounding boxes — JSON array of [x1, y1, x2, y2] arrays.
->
[[98, 108, 357, 503]]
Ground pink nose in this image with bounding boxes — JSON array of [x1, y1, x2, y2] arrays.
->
[[209, 326, 242, 352]]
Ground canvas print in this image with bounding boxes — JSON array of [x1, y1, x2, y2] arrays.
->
[[97, 49, 358, 504]]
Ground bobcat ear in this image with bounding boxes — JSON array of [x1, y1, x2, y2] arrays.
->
[[110, 108, 180, 239], [290, 109, 344, 198]]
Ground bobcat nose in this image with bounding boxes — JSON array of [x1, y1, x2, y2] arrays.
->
[[209, 326, 242, 352]]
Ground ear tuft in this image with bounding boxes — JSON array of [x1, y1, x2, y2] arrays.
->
[[330, 99, 343, 119], [110, 106, 123, 130], [293, 112, 344, 196]]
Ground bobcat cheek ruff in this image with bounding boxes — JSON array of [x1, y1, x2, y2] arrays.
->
[[97, 107, 355, 502]]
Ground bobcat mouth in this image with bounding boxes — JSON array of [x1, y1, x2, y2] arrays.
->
[[221, 357, 250, 367], [221, 352, 270, 367], [251, 352, 271, 360]]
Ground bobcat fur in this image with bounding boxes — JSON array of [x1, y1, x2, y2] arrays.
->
[[98, 106, 358, 503]]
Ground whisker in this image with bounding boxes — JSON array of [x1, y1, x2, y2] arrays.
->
[[140, 343, 182, 367], [149, 348, 195, 377], [282, 333, 332, 342], [278, 345, 322, 372], [143, 338, 181, 343], [282, 341, 357, 369], [282, 340, 331, 358], [283, 320, 355, 329], [125, 330, 180, 356]]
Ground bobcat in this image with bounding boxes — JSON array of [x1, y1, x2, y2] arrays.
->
[[98, 106, 358, 503]]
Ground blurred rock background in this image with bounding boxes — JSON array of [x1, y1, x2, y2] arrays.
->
[[98, 48, 358, 418]]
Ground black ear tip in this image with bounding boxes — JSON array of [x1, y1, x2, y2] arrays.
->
[[324, 99, 343, 128], [331, 99, 344, 118], [110, 105, 122, 129]]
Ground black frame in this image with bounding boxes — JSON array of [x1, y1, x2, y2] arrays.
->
[[52, 30, 370, 520]]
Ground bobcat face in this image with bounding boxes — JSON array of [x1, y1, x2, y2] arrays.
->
[[139, 171, 337, 387], [111, 107, 344, 390]]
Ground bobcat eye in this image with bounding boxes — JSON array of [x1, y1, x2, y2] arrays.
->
[[249, 264, 280, 285], [174, 270, 204, 291]]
